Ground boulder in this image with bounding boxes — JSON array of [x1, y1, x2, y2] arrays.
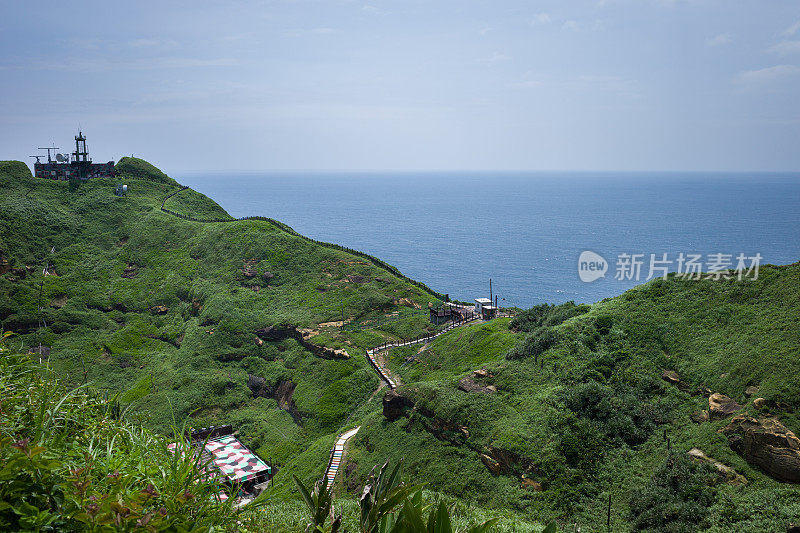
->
[[754, 398, 767, 409], [687, 448, 747, 486], [709, 393, 742, 420], [745, 386, 760, 397], [473, 368, 492, 378], [150, 305, 169, 314], [691, 410, 710, 424], [719, 416, 800, 483]]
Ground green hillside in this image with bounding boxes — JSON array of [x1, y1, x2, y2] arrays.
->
[[2, 159, 799, 532], [0, 160, 446, 482]]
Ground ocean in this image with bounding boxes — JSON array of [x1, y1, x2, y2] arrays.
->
[[176, 171, 800, 309]]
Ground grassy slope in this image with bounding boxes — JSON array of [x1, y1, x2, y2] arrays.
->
[[0, 160, 445, 491], [348, 266, 800, 531], [3, 158, 799, 531]]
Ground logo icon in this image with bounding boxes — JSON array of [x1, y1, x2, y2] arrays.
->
[[578, 251, 608, 282]]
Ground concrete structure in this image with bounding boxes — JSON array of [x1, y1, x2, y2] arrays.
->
[[33, 131, 116, 181], [474, 298, 497, 320]]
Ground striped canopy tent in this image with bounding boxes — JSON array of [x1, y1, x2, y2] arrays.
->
[[204, 435, 271, 483], [168, 435, 271, 485]]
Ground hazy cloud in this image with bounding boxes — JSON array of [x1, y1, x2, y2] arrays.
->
[[529, 13, 552, 26], [481, 52, 511, 65], [734, 64, 800, 86], [782, 20, 800, 36], [769, 41, 800, 55], [705, 33, 732, 47]]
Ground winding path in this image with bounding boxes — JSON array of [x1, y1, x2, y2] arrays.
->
[[365, 311, 482, 390], [325, 426, 361, 486]]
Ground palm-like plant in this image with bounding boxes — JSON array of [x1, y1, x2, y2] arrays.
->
[[293, 474, 342, 533]]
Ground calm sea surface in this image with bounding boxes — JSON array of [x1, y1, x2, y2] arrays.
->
[[177, 171, 800, 309]]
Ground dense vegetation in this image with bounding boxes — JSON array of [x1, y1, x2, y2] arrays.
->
[[2, 159, 799, 531]]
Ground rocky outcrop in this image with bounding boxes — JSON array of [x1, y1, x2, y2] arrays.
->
[[480, 454, 501, 475], [0, 252, 10, 275], [458, 377, 497, 394], [520, 478, 543, 491], [719, 416, 800, 483], [150, 305, 169, 314], [383, 389, 418, 421], [122, 264, 138, 278], [709, 393, 742, 420], [745, 386, 760, 397], [691, 410, 710, 424], [247, 375, 302, 424], [254, 324, 349, 360], [661, 369, 712, 396], [687, 448, 747, 486]]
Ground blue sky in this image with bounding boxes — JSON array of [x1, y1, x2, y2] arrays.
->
[[2, 1, 799, 173]]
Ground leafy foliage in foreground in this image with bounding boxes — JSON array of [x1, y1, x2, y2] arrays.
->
[[294, 460, 524, 533], [0, 332, 239, 531]]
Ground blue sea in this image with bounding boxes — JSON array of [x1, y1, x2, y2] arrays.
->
[[177, 171, 800, 309]]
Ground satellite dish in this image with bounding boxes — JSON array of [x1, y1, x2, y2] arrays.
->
[[56, 153, 64, 162]]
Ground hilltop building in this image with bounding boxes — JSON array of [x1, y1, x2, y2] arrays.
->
[[33, 131, 116, 180]]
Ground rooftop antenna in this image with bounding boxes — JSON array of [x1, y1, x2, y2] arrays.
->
[[38, 145, 60, 163], [29, 155, 44, 164]]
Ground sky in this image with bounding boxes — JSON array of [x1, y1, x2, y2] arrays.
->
[[2, 1, 800, 173]]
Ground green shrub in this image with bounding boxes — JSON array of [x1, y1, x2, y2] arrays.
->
[[629, 452, 718, 532]]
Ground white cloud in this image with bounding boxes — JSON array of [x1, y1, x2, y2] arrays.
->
[[481, 52, 511, 65], [734, 64, 800, 86], [782, 20, 800, 36], [705, 33, 732, 47], [768, 41, 800, 55], [562, 19, 604, 32], [512, 80, 544, 88], [529, 13, 551, 26]]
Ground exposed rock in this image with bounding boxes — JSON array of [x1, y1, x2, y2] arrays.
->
[[709, 393, 742, 420], [250, 285, 261, 292], [241, 259, 258, 278], [473, 368, 492, 378], [122, 264, 138, 278], [395, 297, 421, 309], [745, 386, 760, 397], [719, 415, 800, 483], [520, 478, 543, 491], [383, 389, 417, 421], [480, 446, 540, 478], [254, 324, 349, 360], [458, 377, 496, 394], [28, 345, 51, 359], [262, 271, 274, 281], [687, 448, 747, 486], [0, 255, 11, 275], [246, 375, 302, 424], [662, 370, 681, 385], [347, 274, 367, 284], [150, 305, 169, 314], [691, 410, 710, 424], [50, 295, 67, 308], [754, 398, 767, 409], [481, 453, 502, 475]]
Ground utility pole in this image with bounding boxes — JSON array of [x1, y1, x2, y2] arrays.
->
[[489, 278, 492, 304]]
